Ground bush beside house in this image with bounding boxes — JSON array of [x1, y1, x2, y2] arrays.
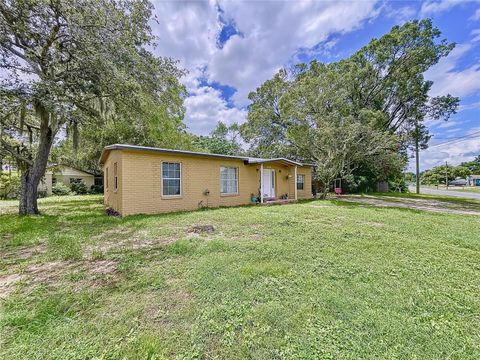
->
[[52, 183, 72, 196], [0, 172, 20, 199]]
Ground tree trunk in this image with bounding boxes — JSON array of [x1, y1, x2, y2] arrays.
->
[[19, 168, 39, 215], [18, 104, 55, 215]]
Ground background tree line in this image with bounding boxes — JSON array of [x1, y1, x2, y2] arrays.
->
[[420, 156, 480, 185]]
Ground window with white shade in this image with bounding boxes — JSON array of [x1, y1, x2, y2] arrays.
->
[[220, 166, 238, 194], [162, 162, 181, 196], [297, 174, 305, 190], [114, 162, 118, 190]]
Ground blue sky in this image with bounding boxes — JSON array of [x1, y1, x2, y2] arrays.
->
[[151, 0, 480, 170]]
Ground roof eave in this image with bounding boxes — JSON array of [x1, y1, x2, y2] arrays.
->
[[98, 144, 312, 167]]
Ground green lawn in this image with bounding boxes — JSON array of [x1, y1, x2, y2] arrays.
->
[[1, 195, 480, 359]]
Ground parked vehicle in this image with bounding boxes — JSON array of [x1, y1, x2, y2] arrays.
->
[[448, 179, 467, 186]]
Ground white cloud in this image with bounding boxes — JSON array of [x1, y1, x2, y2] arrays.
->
[[472, 28, 480, 42], [420, 0, 463, 16], [460, 100, 480, 110], [210, 0, 381, 107], [410, 127, 480, 171], [426, 44, 480, 97], [150, 0, 381, 134], [409, 136, 480, 171], [385, 5, 416, 23], [437, 119, 464, 129], [444, 127, 462, 133], [471, 8, 480, 20], [184, 86, 247, 135]]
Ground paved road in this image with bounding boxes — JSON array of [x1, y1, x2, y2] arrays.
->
[[408, 186, 480, 200]]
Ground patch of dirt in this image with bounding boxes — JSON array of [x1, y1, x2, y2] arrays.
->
[[2, 243, 47, 261], [144, 287, 191, 327], [26, 259, 117, 282], [85, 235, 178, 258], [339, 195, 480, 216], [360, 221, 385, 228], [188, 224, 215, 234], [91, 226, 135, 240], [0, 274, 25, 299], [0, 259, 119, 301]]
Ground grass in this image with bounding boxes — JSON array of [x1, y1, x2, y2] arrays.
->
[[1, 195, 480, 359]]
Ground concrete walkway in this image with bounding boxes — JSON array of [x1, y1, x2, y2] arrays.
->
[[408, 186, 480, 200]]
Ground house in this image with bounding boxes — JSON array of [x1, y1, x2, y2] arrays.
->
[[467, 175, 480, 187], [98, 144, 313, 216], [38, 165, 96, 196]]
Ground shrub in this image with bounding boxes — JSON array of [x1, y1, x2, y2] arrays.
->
[[52, 182, 71, 196], [89, 184, 104, 194], [389, 177, 408, 193], [70, 179, 88, 195], [0, 172, 20, 199], [106, 207, 121, 217]]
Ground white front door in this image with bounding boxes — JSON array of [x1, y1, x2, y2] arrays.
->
[[262, 169, 275, 198]]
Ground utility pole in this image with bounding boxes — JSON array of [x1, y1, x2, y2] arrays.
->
[[415, 136, 420, 194], [445, 161, 448, 190]]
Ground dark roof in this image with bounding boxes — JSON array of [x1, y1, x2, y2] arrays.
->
[[99, 144, 309, 167]]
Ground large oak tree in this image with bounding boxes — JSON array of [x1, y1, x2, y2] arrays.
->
[[0, 0, 184, 214], [241, 20, 459, 195]]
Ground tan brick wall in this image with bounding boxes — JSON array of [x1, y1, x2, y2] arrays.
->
[[102, 149, 313, 215], [296, 166, 313, 199], [103, 150, 123, 214]]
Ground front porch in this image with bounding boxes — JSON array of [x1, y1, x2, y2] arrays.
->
[[246, 158, 302, 204], [261, 198, 297, 205]]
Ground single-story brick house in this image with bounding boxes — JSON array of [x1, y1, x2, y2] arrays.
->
[[99, 144, 313, 216]]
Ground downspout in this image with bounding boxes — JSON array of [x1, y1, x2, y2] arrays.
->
[[260, 163, 264, 204], [294, 166, 298, 201]]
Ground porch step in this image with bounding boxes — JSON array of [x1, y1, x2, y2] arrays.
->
[[262, 198, 297, 205]]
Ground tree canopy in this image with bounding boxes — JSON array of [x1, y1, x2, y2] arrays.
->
[[421, 164, 471, 185], [193, 122, 243, 156], [0, 0, 186, 214], [241, 20, 459, 195]]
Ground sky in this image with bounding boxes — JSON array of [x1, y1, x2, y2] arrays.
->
[[150, 0, 480, 171]]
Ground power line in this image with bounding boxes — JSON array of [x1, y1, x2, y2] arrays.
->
[[429, 130, 480, 148]]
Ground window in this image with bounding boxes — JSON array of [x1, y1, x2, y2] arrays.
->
[[52, 177, 57, 185], [220, 166, 238, 194], [162, 162, 181, 196], [105, 167, 108, 189], [69, 178, 82, 184], [114, 162, 118, 190], [297, 174, 305, 190]]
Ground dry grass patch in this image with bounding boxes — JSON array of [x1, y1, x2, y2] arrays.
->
[[0, 259, 119, 300]]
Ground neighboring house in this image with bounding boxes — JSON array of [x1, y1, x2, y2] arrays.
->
[[99, 144, 313, 216], [38, 165, 95, 196], [1, 164, 17, 173], [467, 175, 480, 187]]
